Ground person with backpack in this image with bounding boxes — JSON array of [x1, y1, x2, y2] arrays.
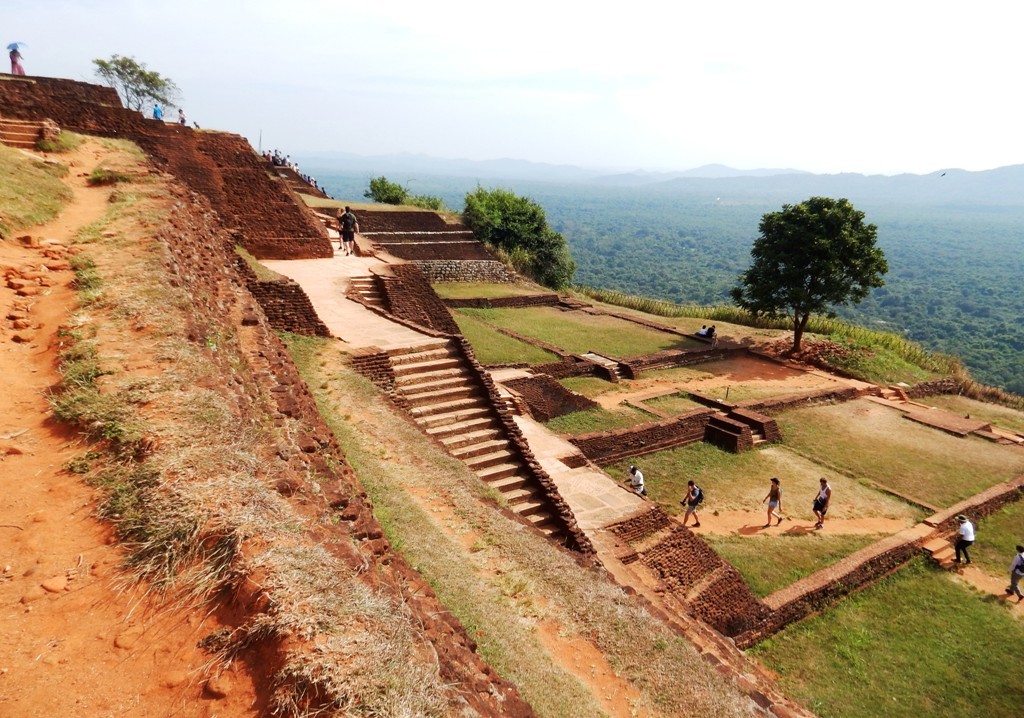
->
[[1006, 545, 1024, 603], [761, 477, 785, 528], [340, 206, 360, 256], [682, 480, 703, 527]]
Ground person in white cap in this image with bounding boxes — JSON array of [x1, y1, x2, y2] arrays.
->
[[954, 515, 975, 565]]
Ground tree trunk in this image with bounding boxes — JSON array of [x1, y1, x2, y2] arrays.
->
[[792, 313, 810, 352]]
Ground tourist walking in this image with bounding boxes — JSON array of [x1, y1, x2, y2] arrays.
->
[[954, 514, 975, 564], [682, 480, 703, 527], [9, 45, 25, 75], [1007, 545, 1024, 602], [628, 465, 646, 497], [178, 108, 187, 126], [153, 104, 163, 121], [340, 206, 359, 256], [813, 478, 831, 529], [762, 477, 784, 528]]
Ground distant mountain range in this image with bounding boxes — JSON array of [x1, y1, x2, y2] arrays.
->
[[296, 151, 1024, 207]]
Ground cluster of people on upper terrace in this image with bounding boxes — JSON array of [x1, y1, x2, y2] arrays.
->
[[263, 149, 330, 197], [696, 324, 717, 339]]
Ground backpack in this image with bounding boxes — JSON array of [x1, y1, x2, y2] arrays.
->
[[341, 212, 357, 231], [693, 485, 705, 504]]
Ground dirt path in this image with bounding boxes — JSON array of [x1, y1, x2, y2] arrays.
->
[[684, 510, 911, 537], [0, 143, 254, 717]]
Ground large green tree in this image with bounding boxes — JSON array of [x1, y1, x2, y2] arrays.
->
[[93, 55, 179, 112], [462, 187, 575, 289], [731, 196, 887, 351]]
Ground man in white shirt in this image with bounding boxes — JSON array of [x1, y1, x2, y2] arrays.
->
[[628, 465, 646, 497], [954, 514, 975, 564]]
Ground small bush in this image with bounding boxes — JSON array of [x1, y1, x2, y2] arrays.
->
[[36, 131, 84, 154], [88, 167, 134, 186]]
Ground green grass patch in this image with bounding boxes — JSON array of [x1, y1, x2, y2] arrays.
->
[[545, 404, 655, 435], [919, 394, 1024, 435], [606, 442, 922, 523], [0, 143, 73, 238], [558, 376, 621, 398], [36, 130, 85, 154], [780, 400, 1024, 507], [457, 305, 701, 357], [751, 559, 1024, 718], [969, 501, 1024, 577], [87, 167, 134, 186], [643, 392, 704, 415], [432, 282, 549, 299], [453, 311, 559, 365], [705, 533, 882, 597], [234, 245, 285, 281]]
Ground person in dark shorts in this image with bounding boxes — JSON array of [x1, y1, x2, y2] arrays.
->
[[1006, 545, 1024, 602], [813, 478, 831, 529], [954, 514, 975, 564], [340, 206, 359, 256]]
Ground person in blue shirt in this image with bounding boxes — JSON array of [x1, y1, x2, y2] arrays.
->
[[153, 104, 163, 121]]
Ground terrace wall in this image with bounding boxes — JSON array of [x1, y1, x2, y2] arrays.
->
[[415, 259, 518, 283], [444, 294, 561, 309], [378, 264, 461, 335], [503, 374, 599, 422], [570, 409, 717, 466]]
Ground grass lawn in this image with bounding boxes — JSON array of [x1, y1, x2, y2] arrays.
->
[[453, 312, 559, 365], [705, 533, 882, 598], [643, 392, 704, 415], [432, 282, 548, 299], [970, 501, 1024, 578], [456, 306, 701, 358], [545, 404, 655, 435], [558, 376, 622, 398], [919, 394, 1024, 435], [0, 143, 73, 238], [605, 442, 922, 523], [751, 560, 1024, 718], [582, 300, 791, 346], [780, 400, 1024, 508]]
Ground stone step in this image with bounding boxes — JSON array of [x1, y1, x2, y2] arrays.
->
[[410, 396, 487, 419], [390, 345, 459, 366], [392, 356, 464, 376], [932, 546, 955, 562], [395, 366, 470, 388], [504, 487, 540, 506], [402, 374, 474, 397], [416, 405, 492, 430], [465, 448, 516, 471], [403, 383, 480, 408], [428, 417, 499, 441], [386, 341, 451, 358], [476, 462, 521, 482], [487, 473, 532, 494], [921, 537, 951, 553], [450, 438, 510, 461], [439, 425, 504, 450], [514, 498, 550, 517]]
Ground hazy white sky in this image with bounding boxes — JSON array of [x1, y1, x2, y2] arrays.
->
[[9, 1, 1024, 174]]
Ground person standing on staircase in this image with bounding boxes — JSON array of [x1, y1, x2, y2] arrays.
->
[[628, 465, 646, 497], [1007, 545, 1024, 602], [954, 514, 975, 565], [340, 206, 359, 256]]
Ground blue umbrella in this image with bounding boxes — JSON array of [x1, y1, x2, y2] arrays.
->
[[7, 42, 27, 51]]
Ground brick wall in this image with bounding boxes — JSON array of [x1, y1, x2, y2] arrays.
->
[[379, 264, 461, 335], [444, 294, 562, 309], [729, 407, 782, 443], [415, 259, 518, 283], [246, 279, 331, 337], [704, 415, 754, 452], [503, 374, 599, 422], [570, 409, 716, 466]]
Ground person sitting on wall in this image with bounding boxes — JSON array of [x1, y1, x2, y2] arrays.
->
[[628, 465, 646, 497], [705, 325, 716, 338]]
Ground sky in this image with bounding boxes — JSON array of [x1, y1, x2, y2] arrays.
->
[[8, 0, 1024, 175]]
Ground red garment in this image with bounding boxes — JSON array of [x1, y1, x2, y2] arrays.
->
[[10, 50, 25, 76]]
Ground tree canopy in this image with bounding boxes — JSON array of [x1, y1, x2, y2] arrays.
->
[[92, 55, 179, 112], [363, 176, 447, 210], [731, 196, 887, 351], [462, 186, 575, 290]]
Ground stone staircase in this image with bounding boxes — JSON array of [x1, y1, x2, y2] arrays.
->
[[922, 536, 957, 569], [348, 275, 384, 308], [389, 340, 570, 543], [0, 117, 42, 149]]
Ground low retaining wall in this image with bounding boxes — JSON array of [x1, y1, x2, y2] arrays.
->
[[415, 259, 518, 283], [503, 374, 599, 423], [247, 279, 332, 337], [705, 415, 754, 453], [619, 347, 735, 378], [379, 264, 461, 335], [570, 409, 716, 466], [444, 294, 561, 309]]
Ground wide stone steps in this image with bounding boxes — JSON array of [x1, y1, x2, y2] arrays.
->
[[450, 438, 510, 461], [403, 383, 480, 408], [410, 396, 485, 419], [388, 338, 569, 544], [465, 448, 516, 471], [392, 356, 464, 377], [923, 536, 957, 570], [348, 276, 384, 306]]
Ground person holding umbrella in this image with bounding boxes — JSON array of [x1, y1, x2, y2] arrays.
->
[[8, 43, 26, 75]]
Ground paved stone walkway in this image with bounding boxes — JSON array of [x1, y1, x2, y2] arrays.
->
[[262, 253, 437, 351]]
